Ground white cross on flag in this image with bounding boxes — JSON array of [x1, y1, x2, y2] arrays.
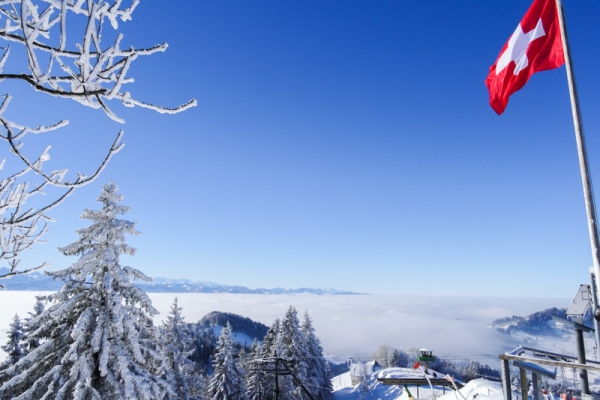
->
[[485, 0, 564, 115]]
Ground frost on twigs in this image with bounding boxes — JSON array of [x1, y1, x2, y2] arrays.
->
[[0, 0, 196, 119], [0, 0, 196, 283]]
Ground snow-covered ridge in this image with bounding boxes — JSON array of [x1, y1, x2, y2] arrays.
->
[[0, 268, 363, 294]]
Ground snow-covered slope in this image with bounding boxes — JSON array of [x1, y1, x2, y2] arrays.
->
[[211, 325, 256, 347]]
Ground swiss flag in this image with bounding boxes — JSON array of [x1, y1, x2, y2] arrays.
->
[[485, 0, 564, 115]]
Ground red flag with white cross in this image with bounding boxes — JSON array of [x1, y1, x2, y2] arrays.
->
[[485, 0, 564, 115]]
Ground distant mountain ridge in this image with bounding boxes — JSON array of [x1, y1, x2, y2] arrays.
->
[[0, 268, 362, 294]]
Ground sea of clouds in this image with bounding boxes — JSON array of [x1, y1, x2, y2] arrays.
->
[[0, 292, 571, 365]]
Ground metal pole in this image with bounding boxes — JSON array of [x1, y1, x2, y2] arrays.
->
[[532, 372, 540, 400], [274, 354, 279, 400], [501, 358, 513, 400], [555, 0, 600, 298], [520, 368, 528, 400], [590, 271, 600, 360], [575, 328, 591, 394]]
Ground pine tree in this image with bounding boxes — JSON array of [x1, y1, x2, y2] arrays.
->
[[276, 306, 310, 400], [161, 297, 196, 400], [0, 314, 26, 396], [1, 314, 25, 366], [245, 339, 265, 400], [247, 319, 279, 400], [188, 371, 209, 400], [23, 299, 45, 353], [243, 339, 260, 373], [301, 311, 332, 400], [261, 319, 280, 361], [0, 182, 173, 399], [209, 322, 248, 400]]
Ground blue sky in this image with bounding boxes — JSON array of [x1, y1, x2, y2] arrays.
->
[[8, 0, 600, 297]]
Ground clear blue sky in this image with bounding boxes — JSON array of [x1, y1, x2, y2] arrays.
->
[[10, 0, 600, 296]]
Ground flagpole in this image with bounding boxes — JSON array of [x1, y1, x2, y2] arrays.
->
[[555, 0, 600, 311]]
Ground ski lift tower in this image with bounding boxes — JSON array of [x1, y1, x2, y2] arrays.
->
[[548, 284, 600, 396], [567, 283, 600, 360]]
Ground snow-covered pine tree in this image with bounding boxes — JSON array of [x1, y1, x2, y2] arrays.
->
[[161, 297, 197, 400], [247, 319, 279, 400], [187, 371, 209, 400], [0, 182, 173, 399], [209, 322, 248, 400], [0, 314, 26, 395], [243, 339, 260, 373], [261, 319, 280, 361], [301, 311, 332, 400], [23, 299, 45, 353], [245, 339, 264, 400], [276, 306, 310, 400], [1, 314, 25, 366]]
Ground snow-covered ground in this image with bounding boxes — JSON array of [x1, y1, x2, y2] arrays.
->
[[0, 291, 570, 364], [332, 368, 504, 400]]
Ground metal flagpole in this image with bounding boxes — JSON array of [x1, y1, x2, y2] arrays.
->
[[555, 0, 600, 305]]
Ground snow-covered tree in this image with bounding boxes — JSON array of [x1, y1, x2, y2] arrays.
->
[[247, 319, 279, 400], [301, 311, 332, 400], [187, 371, 209, 400], [247, 309, 330, 400], [245, 339, 265, 400], [242, 339, 260, 373], [161, 297, 196, 400], [0, 314, 26, 394], [390, 348, 410, 368], [261, 319, 280, 360], [276, 306, 310, 400], [1, 314, 25, 365], [0, 0, 195, 284], [209, 322, 248, 400], [371, 345, 396, 369], [23, 298, 45, 353], [0, 182, 173, 399]]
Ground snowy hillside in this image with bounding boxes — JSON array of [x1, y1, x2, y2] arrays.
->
[[492, 307, 597, 359], [492, 308, 570, 335], [211, 325, 256, 347], [197, 311, 269, 340]]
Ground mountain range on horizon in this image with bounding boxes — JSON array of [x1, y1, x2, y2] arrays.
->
[[0, 267, 363, 294]]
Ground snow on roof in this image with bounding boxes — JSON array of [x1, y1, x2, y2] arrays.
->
[[377, 367, 437, 380], [332, 368, 503, 400], [349, 363, 365, 377]]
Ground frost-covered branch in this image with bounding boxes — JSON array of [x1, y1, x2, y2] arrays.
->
[[0, 0, 196, 121], [0, 0, 196, 284]]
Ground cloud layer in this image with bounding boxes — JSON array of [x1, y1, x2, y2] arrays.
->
[[0, 292, 569, 365]]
